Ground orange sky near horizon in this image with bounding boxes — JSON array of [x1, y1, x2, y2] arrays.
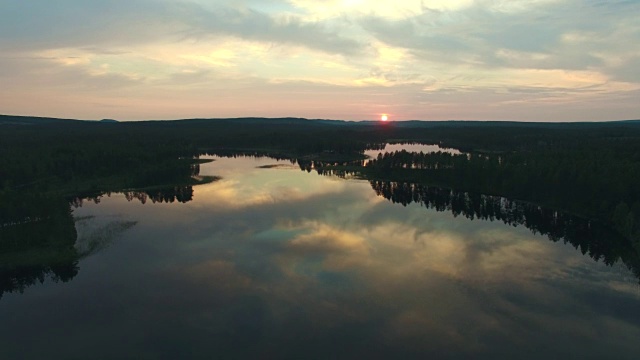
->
[[1, 1, 638, 122]]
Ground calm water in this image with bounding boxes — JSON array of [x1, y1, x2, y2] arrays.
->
[[364, 143, 461, 159], [2, 156, 640, 359]]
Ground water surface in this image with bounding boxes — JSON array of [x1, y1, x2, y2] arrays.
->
[[364, 143, 461, 159], [1, 156, 639, 359]]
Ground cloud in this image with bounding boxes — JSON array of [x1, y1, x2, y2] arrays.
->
[[0, 0, 365, 56], [0, 0, 638, 120], [0, 53, 144, 93], [360, 0, 640, 76], [611, 56, 640, 83]]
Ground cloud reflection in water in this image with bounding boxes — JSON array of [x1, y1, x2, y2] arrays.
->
[[2, 155, 638, 359]]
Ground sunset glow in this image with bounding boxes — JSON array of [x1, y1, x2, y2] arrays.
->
[[381, 114, 388, 122], [0, 1, 638, 121]]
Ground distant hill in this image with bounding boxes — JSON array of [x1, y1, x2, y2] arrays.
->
[[1, 114, 639, 129], [0, 115, 86, 125], [358, 119, 640, 129]]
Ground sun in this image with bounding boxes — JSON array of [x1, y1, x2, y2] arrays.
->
[[381, 114, 389, 122]]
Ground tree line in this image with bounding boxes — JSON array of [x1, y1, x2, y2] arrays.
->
[[360, 148, 640, 243], [2, 114, 640, 288]]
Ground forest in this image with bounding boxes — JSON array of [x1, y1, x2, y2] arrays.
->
[[367, 180, 640, 280], [2, 114, 640, 286], [348, 148, 640, 240]]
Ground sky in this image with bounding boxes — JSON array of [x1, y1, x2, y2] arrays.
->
[[0, 0, 639, 121]]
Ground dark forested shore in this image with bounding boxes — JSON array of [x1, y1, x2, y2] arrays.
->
[[2, 114, 640, 246]]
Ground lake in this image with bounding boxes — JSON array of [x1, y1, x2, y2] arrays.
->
[[364, 143, 462, 159], [1, 155, 640, 359]]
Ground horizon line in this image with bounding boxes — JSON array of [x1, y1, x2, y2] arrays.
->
[[1, 113, 639, 124]]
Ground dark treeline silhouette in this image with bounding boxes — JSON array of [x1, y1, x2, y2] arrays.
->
[[5, 114, 636, 237], [0, 197, 79, 299], [367, 180, 640, 281], [2, 114, 640, 277], [0, 150, 209, 299], [0, 116, 377, 197], [2, 149, 210, 224], [0, 182, 196, 299], [69, 185, 195, 207], [358, 149, 640, 243], [123, 186, 194, 204], [3, 115, 639, 199]]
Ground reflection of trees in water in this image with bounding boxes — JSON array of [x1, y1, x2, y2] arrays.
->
[[0, 185, 187, 299], [69, 186, 195, 207], [124, 186, 194, 204], [0, 159, 204, 299], [0, 196, 139, 299], [363, 149, 640, 244], [368, 180, 640, 281], [0, 197, 79, 299], [69, 162, 206, 206], [203, 150, 295, 162]]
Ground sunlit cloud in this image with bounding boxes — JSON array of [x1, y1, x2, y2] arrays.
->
[[0, 0, 638, 120]]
